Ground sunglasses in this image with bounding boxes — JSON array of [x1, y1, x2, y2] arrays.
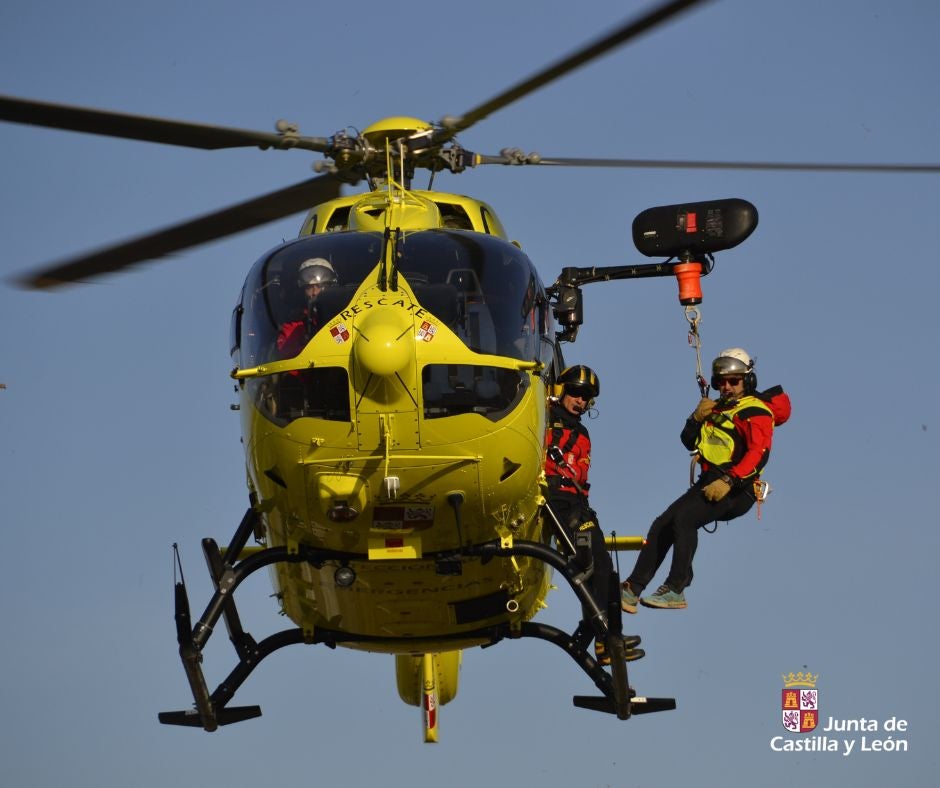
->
[[564, 385, 593, 399], [714, 376, 743, 387]]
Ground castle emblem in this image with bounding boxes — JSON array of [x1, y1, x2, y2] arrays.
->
[[781, 671, 819, 733]]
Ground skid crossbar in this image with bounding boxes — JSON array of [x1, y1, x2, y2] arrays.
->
[[160, 517, 674, 730]]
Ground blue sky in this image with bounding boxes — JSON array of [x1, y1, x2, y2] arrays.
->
[[1, 1, 938, 785]]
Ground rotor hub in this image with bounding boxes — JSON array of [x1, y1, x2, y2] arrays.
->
[[361, 116, 433, 147]]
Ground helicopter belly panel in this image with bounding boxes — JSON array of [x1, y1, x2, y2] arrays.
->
[[275, 550, 550, 648], [262, 446, 547, 644], [241, 356, 552, 648], [301, 456, 482, 553]]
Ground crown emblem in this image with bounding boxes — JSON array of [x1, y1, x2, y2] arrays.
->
[[782, 671, 818, 688]]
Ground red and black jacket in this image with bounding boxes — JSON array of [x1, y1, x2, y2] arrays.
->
[[545, 403, 591, 496]]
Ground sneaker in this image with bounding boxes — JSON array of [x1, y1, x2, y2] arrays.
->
[[621, 582, 639, 614], [640, 584, 687, 610]]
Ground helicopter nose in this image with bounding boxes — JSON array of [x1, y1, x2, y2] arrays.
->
[[353, 307, 413, 377]]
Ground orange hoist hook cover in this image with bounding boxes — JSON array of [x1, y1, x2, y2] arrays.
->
[[674, 261, 703, 305]]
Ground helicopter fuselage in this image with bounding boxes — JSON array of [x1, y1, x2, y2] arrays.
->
[[231, 190, 560, 654]]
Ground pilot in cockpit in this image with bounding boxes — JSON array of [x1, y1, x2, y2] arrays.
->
[[277, 257, 338, 358]]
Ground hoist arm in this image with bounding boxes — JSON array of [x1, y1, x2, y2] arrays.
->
[[548, 197, 758, 342], [547, 259, 708, 342]]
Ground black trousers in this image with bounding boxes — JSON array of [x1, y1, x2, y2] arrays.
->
[[627, 476, 754, 594], [548, 493, 613, 619]]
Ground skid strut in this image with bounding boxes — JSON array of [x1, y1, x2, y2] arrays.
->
[[160, 517, 674, 729]]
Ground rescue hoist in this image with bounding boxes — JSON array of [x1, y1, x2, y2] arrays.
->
[[547, 198, 756, 343], [544, 198, 761, 530]]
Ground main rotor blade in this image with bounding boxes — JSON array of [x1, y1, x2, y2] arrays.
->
[[476, 153, 940, 174], [16, 174, 342, 290], [437, 0, 713, 139], [0, 94, 331, 152]]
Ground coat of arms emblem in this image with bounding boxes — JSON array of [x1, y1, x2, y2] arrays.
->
[[781, 671, 819, 732]]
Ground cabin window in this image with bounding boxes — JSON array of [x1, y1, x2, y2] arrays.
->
[[422, 365, 528, 421], [229, 302, 243, 359], [479, 207, 493, 235], [325, 206, 350, 232], [246, 367, 350, 425], [437, 203, 473, 230]]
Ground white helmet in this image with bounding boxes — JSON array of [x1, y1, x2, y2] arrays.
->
[[297, 258, 337, 287], [712, 347, 756, 391]]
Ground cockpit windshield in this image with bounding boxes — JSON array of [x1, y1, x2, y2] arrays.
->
[[236, 232, 382, 369], [234, 229, 554, 368]]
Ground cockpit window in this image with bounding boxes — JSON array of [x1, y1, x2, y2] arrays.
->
[[235, 230, 554, 425], [397, 230, 548, 362], [239, 232, 383, 368], [238, 229, 551, 367]]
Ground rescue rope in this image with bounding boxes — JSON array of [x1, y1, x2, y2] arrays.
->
[[684, 305, 709, 398], [683, 306, 721, 532]]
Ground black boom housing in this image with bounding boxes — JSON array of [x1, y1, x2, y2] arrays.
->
[[632, 198, 758, 258]]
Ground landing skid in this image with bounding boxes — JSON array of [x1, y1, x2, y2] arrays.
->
[[159, 508, 675, 730]]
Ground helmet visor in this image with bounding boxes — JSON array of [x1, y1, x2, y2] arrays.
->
[[712, 356, 750, 378], [563, 383, 595, 400], [299, 265, 337, 286]]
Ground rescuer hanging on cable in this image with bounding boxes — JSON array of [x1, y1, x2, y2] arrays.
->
[[621, 348, 791, 612]]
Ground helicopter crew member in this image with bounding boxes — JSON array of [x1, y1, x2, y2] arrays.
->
[[545, 365, 644, 663], [277, 258, 338, 358], [621, 348, 790, 612]]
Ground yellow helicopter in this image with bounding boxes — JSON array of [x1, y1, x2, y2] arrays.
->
[[3, 0, 938, 742]]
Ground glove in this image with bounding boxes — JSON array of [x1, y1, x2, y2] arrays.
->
[[692, 397, 717, 423], [702, 476, 732, 502]]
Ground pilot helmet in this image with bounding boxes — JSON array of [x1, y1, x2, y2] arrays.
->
[[297, 258, 338, 288]]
